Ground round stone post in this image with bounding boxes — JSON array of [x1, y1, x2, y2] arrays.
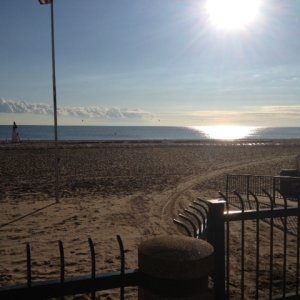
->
[[138, 236, 214, 300]]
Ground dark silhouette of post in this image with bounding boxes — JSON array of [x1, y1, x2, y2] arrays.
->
[[39, 0, 59, 203], [51, 0, 59, 203], [206, 199, 226, 300]]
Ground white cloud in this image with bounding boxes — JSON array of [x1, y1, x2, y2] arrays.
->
[[0, 98, 152, 121], [183, 105, 300, 126], [260, 105, 300, 115], [2, 98, 299, 127]]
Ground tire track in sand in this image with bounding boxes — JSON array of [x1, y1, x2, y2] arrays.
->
[[161, 155, 293, 219]]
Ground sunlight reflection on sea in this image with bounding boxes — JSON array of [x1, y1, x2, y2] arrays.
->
[[190, 125, 259, 140]]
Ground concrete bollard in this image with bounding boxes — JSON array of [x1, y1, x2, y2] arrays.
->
[[138, 235, 214, 300]]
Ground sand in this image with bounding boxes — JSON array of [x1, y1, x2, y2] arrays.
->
[[1, 140, 300, 299]]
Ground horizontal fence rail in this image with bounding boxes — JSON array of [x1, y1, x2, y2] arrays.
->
[[0, 235, 140, 300], [0, 270, 139, 300]]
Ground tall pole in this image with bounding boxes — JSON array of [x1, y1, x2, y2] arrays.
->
[[51, 0, 59, 203]]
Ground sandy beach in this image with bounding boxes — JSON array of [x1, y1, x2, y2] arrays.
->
[[1, 140, 300, 299]]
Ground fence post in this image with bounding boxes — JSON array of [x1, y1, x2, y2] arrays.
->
[[138, 235, 214, 299], [206, 199, 226, 300]]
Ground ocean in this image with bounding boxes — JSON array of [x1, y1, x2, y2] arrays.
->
[[0, 125, 300, 141]]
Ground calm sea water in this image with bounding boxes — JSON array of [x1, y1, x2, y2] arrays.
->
[[0, 125, 300, 141]]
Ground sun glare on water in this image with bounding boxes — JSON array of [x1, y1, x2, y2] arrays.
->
[[205, 0, 262, 30], [193, 125, 258, 140]]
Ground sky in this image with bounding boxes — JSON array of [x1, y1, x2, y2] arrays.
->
[[1, 0, 300, 126]]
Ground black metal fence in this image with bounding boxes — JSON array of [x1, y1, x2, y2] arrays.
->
[[226, 174, 300, 205], [226, 173, 300, 238], [0, 231, 214, 300], [210, 195, 300, 300], [173, 190, 300, 300], [2, 175, 300, 299], [0, 235, 139, 299]]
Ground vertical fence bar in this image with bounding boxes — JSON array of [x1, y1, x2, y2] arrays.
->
[[206, 199, 226, 300], [195, 198, 209, 215], [58, 240, 65, 300], [219, 191, 230, 299], [193, 201, 209, 229], [88, 238, 96, 300], [246, 175, 251, 210], [184, 209, 202, 238], [234, 191, 245, 300], [269, 192, 274, 300], [263, 189, 274, 300], [178, 213, 197, 238], [256, 176, 258, 194], [189, 205, 206, 232], [297, 197, 300, 295], [272, 177, 276, 203], [282, 191, 288, 298], [116, 235, 125, 300], [226, 202, 230, 300], [173, 219, 193, 237], [226, 174, 229, 201], [249, 191, 260, 300], [26, 243, 32, 288]]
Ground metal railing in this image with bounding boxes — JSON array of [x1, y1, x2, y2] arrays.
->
[[0, 232, 213, 300], [0, 235, 139, 299], [173, 191, 300, 300], [226, 174, 300, 204], [2, 176, 300, 299]]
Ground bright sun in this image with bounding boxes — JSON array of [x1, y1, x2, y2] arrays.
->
[[205, 0, 261, 30]]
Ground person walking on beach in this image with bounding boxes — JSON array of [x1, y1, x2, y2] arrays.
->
[[11, 121, 19, 143]]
